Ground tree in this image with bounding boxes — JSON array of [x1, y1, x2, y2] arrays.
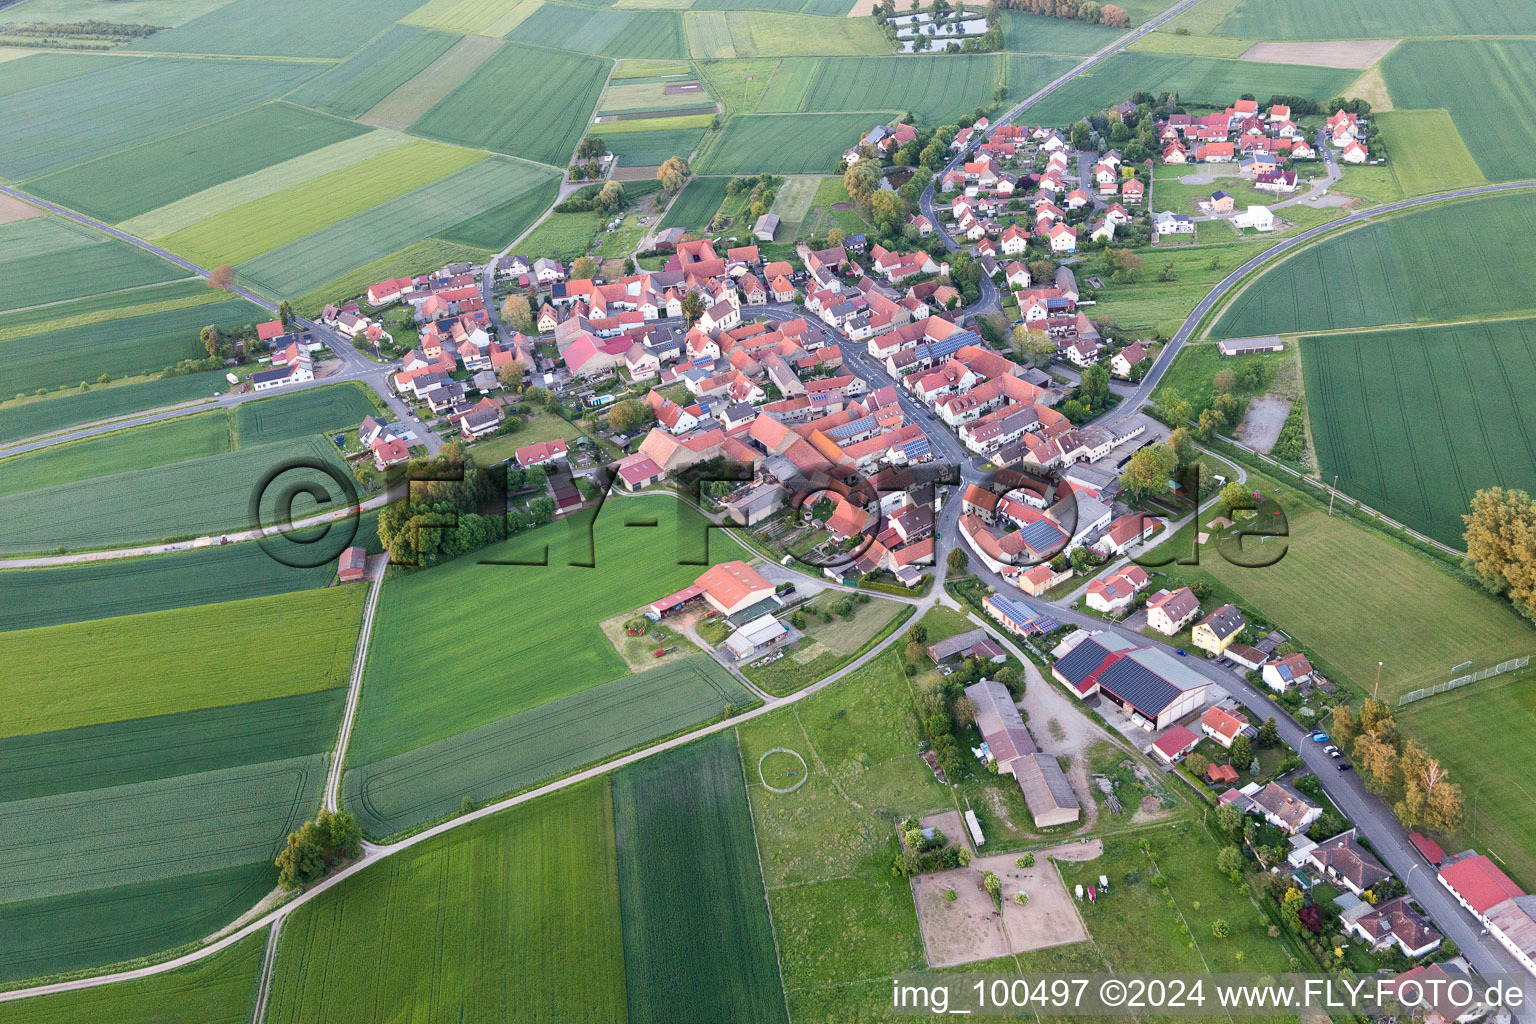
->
[[571, 256, 597, 281], [528, 496, 556, 525], [1196, 407, 1224, 440], [1070, 120, 1092, 150], [1210, 919, 1230, 939], [1213, 368, 1236, 394], [208, 264, 236, 290], [597, 180, 626, 210], [1167, 426, 1195, 466], [680, 290, 706, 325], [277, 300, 293, 326], [1012, 324, 1055, 366], [657, 155, 690, 194], [1462, 487, 1536, 623], [843, 158, 881, 208], [1216, 802, 1245, 841], [1359, 697, 1393, 737], [1330, 704, 1359, 747], [1217, 846, 1242, 875], [275, 828, 324, 890], [868, 188, 904, 226], [497, 361, 526, 392], [982, 870, 1002, 908], [1228, 734, 1252, 769], [577, 135, 606, 160], [953, 696, 980, 729], [1186, 752, 1209, 777], [947, 546, 968, 575], [1257, 716, 1280, 747], [907, 623, 927, 645], [827, 227, 846, 246], [1080, 364, 1110, 408], [1109, 247, 1143, 284], [1220, 481, 1253, 511], [1099, 3, 1128, 26], [609, 398, 653, 433], [501, 293, 532, 330], [1354, 732, 1402, 794], [200, 324, 224, 358], [1281, 887, 1306, 931], [1119, 442, 1178, 497], [905, 639, 927, 663]]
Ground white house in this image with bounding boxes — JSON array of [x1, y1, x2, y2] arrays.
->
[[1232, 205, 1274, 232]]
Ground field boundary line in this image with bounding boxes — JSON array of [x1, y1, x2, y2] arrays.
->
[[735, 730, 794, 1024], [325, 557, 388, 813], [250, 920, 281, 1024]]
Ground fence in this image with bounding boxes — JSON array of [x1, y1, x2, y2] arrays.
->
[[1398, 655, 1531, 707]]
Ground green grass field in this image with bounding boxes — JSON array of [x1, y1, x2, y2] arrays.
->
[[1214, 191, 1536, 337], [1, 57, 316, 181], [410, 42, 609, 167], [0, 372, 220, 446], [1090, 236, 1272, 339], [1384, 40, 1536, 182], [511, 6, 688, 58], [612, 732, 787, 1024], [706, 10, 887, 57], [135, 0, 425, 57], [0, 217, 183, 314], [267, 779, 627, 1023], [1151, 337, 1299, 420], [743, 592, 910, 696], [660, 175, 731, 228], [1398, 670, 1536, 889], [23, 103, 367, 225], [767, 173, 817, 235], [345, 653, 752, 836], [1373, 110, 1487, 197], [0, 928, 264, 1020], [158, 140, 484, 267], [1139, 468, 1535, 701], [1208, 0, 1535, 39], [1303, 318, 1536, 546], [286, 25, 461, 119], [0, 296, 265, 397], [513, 207, 604, 261], [607, 127, 707, 167], [119, 131, 413, 240], [701, 112, 893, 173], [1025, 51, 1355, 125], [233, 382, 380, 446], [0, 585, 363, 737], [792, 55, 1012, 125], [0, 410, 230, 498], [435, 173, 562, 248], [1002, 10, 1124, 53], [599, 75, 712, 114]]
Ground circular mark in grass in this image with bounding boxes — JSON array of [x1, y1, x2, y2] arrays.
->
[[758, 747, 808, 793]]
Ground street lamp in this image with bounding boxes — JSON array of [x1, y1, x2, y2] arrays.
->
[[1373, 661, 1384, 700]]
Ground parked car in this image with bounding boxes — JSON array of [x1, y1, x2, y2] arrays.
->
[[1323, 744, 1338, 754], [1175, 649, 1187, 657], [1310, 732, 1329, 743], [1337, 762, 1352, 771], [1328, 750, 1342, 759]]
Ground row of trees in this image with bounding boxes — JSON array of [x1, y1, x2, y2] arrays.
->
[[998, 0, 1128, 26], [375, 449, 519, 566], [1331, 700, 1465, 833], [1462, 487, 1536, 625], [275, 810, 362, 889]]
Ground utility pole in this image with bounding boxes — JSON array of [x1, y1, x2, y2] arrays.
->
[[1373, 660, 1383, 700], [1328, 474, 1338, 516]]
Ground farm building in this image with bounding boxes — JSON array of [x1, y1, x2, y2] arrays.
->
[[965, 679, 1036, 774], [1051, 632, 1208, 730], [1151, 724, 1199, 763], [695, 560, 777, 618], [725, 614, 789, 660], [1217, 337, 1284, 356], [982, 592, 1058, 637], [1014, 753, 1080, 827], [647, 583, 705, 620], [927, 628, 1006, 665], [337, 546, 367, 583]]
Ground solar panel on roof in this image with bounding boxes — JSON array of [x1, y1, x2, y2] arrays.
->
[[903, 437, 931, 460], [1098, 658, 1181, 717], [1019, 518, 1066, 554]]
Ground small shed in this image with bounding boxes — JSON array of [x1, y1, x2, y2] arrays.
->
[[337, 546, 366, 583]]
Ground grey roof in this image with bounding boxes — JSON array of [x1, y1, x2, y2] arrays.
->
[[1015, 752, 1079, 826], [929, 627, 990, 662], [1197, 603, 1246, 641], [965, 679, 1035, 766]]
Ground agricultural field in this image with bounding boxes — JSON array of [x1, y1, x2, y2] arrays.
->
[[510, 6, 688, 58], [22, 103, 367, 225], [1373, 110, 1486, 197], [237, 158, 557, 298], [1087, 236, 1273, 339], [0, 0, 238, 26], [703, 10, 887, 58], [158, 140, 484, 269], [767, 173, 818, 236], [599, 112, 713, 133], [0, 217, 183, 314], [1398, 670, 1536, 890], [686, 10, 736, 57], [697, 57, 778, 112], [606, 127, 707, 167], [266, 781, 627, 1024], [0, 372, 219, 446], [285, 25, 461, 120], [0, 433, 355, 554], [0, 57, 318, 180], [1213, 191, 1536, 337], [0, 929, 264, 1023], [232, 381, 381, 446], [345, 653, 752, 836], [402, 0, 536, 34], [118, 131, 414, 240], [742, 592, 911, 696], [599, 72, 712, 115], [660, 175, 731, 229], [135, 0, 426, 57], [701, 112, 892, 173], [1383, 40, 1536, 182], [612, 733, 787, 1024], [1302, 318, 1536, 547], [1001, 10, 1124, 54], [358, 34, 507, 131], [1138, 468, 1535, 701], [513, 207, 604, 261], [409, 43, 609, 167], [293, 237, 491, 317], [1206, 0, 1536, 40], [0, 411, 230, 498], [435, 174, 562, 248], [1025, 51, 1355, 126], [0, 296, 265, 397], [0, 585, 363, 737], [789, 55, 1006, 124]]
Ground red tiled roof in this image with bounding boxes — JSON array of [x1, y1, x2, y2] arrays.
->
[[1153, 725, 1198, 759], [1439, 854, 1524, 915]]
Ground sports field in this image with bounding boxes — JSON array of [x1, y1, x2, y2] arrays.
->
[[701, 112, 893, 173], [1214, 191, 1536, 337], [1025, 51, 1355, 125], [1373, 110, 1487, 196], [0, 217, 183, 314], [660, 175, 730, 229], [135, 0, 426, 57], [0, 928, 264, 1021], [1398, 671, 1536, 890], [286, 25, 461, 119], [612, 732, 787, 1024], [1140, 469, 1535, 701], [0, 296, 265, 396], [1303, 318, 1536, 546], [1208, 0, 1535, 39], [267, 779, 626, 1023], [409, 43, 609, 167], [0, 433, 355, 553], [346, 652, 752, 836], [0, 585, 363, 737], [23, 103, 367, 225], [1384, 40, 1536, 181]]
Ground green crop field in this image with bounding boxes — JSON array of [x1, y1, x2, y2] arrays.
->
[[0, 57, 316, 181], [1303, 318, 1536, 546], [685, 10, 735, 57], [233, 382, 380, 446], [345, 653, 752, 836], [403, 0, 533, 33], [0, 278, 217, 343], [1373, 110, 1486, 197], [1025, 51, 1355, 125], [0, 217, 183, 314], [286, 25, 460, 119], [1398, 670, 1536, 890], [357, 34, 507, 131], [712, 10, 887, 57], [23, 103, 367, 225], [0, 297, 265, 397], [510, 6, 688, 58], [607, 127, 707, 167], [0, 585, 363, 737], [599, 76, 711, 114], [0, 433, 355, 554], [0, 52, 132, 99], [612, 732, 787, 1024], [1384, 40, 1536, 182], [159, 140, 484, 268], [292, 237, 492, 317], [1214, 191, 1536, 337], [119, 131, 413, 240], [135, 0, 426, 57], [796, 55, 1007, 124], [237, 158, 557, 298], [410, 43, 609, 167], [660, 175, 730, 228], [267, 779, 625, 1023], [0, 372, 219, 446], [1207, 0, 1536, 39], [0, 928, 264, 1021], [1002, 9, 1125, 53], [1139, 468, 1535, 701], [600, 112, 714, 133], [435, 175, 562, 248], [349, 496, 732, 764], [752, 56, 818, 112], [0, 411, 230, 498], [701, 112, 893, 173], [0, 0, 237, 26]]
